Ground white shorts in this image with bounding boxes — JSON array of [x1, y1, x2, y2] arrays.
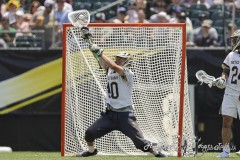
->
[[221, 94, 240, 119]]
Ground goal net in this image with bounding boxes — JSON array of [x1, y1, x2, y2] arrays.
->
[[62, 23, 195, 157]]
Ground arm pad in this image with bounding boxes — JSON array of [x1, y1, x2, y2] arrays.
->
[[89, 44, 104, 57]]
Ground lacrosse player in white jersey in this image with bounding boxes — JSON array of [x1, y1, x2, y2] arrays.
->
[[76, 27, 167, 158], [212, 29, 240, 158]]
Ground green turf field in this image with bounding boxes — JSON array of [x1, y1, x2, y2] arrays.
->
[[0, 152, 239, 160]]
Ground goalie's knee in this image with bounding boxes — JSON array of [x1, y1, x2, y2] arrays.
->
[[84, 128, 96, 142]]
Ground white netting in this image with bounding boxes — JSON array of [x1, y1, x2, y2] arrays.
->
[[63, 24, 195, 156]]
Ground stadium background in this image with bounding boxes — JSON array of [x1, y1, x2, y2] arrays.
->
[[0, 0, 240, 154], [0, 48, 240, 152]]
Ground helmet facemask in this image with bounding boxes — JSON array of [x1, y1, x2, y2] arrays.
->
[[230, 29, 240, 51], [115, 52, 133, 67]]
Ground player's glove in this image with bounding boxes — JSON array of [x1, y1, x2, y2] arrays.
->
[[212, 77, 226, 89], [89, 44, 104, 57], [80, 27, 92, 39]]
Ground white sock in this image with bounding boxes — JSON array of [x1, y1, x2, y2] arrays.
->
[[88, 146, 95, 153], [223, 144, 230, 153]]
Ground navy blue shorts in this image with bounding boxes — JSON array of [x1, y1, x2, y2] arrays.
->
[[84, 110, 152, 152]]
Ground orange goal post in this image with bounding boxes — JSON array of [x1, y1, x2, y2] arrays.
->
[[61, 23, 195, 157]]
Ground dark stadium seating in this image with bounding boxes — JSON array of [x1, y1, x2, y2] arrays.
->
[[104, 8, 117, 20], [212, 19, 232, 27], [236, 19, 240, 26], [188, 4, 207, 12], [210, 10, 231, 20], [209, 4, 228, 14], [215, 26, 224, 35], [189, 10, 209, 19], [92, 2, 102, 10], [15, 35, 37, 47], [191, 18, 201, 28], [216, 33, 224, 46], [73, 2, 92, 11]]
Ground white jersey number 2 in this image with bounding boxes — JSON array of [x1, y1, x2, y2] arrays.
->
[[107, 82, 119, 99], [231, 66, 240, 84]]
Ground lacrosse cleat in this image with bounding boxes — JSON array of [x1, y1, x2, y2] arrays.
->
[[155, 151, 167, 158], [236, 150, 240, 156], [76, 149, 98, 157], [216, 151, 230, 158]]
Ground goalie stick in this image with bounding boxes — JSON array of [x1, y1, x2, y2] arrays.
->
[[195, 70, 240, 92], [67, 10, 106, 97], [68, 10, 100, 62]]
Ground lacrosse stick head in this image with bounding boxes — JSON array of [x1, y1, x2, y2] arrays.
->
[[195, 70, 216, 87], [68, 10, 90, 28]]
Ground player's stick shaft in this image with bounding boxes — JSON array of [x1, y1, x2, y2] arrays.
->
[[86, 35, 93, 45], [85, 34, 101, 67]]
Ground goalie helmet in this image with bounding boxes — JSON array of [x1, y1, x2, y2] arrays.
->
[[230, 29, 240, 51], [115, 52, 133, 67]]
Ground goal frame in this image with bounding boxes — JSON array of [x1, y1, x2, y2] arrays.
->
[[61, 23, 187, 157]]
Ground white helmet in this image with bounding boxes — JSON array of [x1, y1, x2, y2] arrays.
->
[[230, 29, 240, 51], [115, 52, 133, 66]]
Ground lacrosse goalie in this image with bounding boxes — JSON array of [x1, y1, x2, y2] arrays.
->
[[213, 29, 240, 158], [76, 27, 167, 158]]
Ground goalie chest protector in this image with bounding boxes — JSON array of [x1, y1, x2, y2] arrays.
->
[[105, 68, 134, 109]]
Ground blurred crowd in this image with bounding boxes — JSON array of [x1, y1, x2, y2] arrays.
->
[[0, 0, 73, 49], [0, 0, 238, 49], [99, 0, 239, 47]]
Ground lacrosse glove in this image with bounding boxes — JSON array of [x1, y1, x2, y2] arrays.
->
[[89, 44, 104, 57], [80, 27, 92, 39], [212, 77, 226, 89]]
